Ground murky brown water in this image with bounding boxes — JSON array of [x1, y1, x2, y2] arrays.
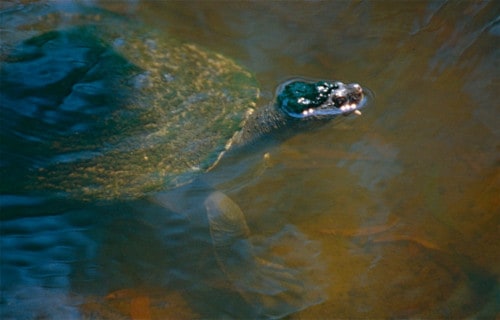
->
[[1, 0, 499, 319]]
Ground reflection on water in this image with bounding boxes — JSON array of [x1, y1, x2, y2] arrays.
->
[[1, 0, 499, 319]]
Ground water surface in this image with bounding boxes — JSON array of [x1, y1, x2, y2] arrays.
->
[[1, 0, 499, 318]]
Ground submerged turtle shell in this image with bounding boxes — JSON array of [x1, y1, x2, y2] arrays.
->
[[0, 4, 259, 200]]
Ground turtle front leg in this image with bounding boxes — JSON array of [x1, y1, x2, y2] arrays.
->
[[205, 191, 327, 318]]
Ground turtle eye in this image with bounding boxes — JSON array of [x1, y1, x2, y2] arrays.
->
[[335, 97, 347, 107]]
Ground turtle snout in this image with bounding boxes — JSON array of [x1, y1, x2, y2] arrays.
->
[[352, 83, 362, 93], [347, 83, 363, 103], [330, 82, 365, 114], [329, 83, 363, 106]]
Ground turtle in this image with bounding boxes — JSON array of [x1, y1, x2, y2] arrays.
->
[[0, 3, 368, 319]]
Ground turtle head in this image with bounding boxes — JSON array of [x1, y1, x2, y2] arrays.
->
[[277, 79, 367, 119]]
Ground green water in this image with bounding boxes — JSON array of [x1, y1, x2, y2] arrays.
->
[[1, 0, 498, 318]]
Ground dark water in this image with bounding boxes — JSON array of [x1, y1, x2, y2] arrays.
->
[[1, 0, 499, 319]]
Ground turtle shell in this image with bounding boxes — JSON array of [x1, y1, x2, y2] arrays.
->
[[0, 4, 259, 200]]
